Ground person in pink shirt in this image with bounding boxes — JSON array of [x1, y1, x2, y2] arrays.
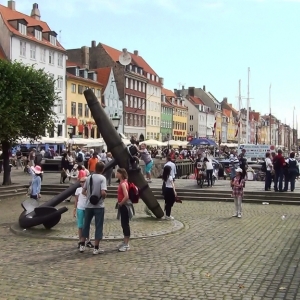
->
[[77, 165, 86, 181]]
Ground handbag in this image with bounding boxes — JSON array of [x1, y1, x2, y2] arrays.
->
[[89, 175, 101, 205], [175, 195, 182, 203]]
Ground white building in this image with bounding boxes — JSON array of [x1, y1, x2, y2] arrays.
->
[[0, 1, 67, 137], [96, 67, 123, 134]]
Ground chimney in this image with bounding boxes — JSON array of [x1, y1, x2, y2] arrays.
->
[[188, 87, 195, 97], [223, 97, 228, 103], [91, 40, 96, 48], [31, 3, 41, 20], [81, 46, 89, 69], [203, 85, 206, 91], [159, 77, 164, 86], [7, 0, 15, 10], [134, 50, 138, 56]]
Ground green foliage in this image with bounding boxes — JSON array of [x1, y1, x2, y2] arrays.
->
[[0, 59, 58, 143]]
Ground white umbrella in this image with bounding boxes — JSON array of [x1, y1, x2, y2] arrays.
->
[[85, 138, 105, 147], [167, 139, 182, 147], [143, 139, 163, 146]]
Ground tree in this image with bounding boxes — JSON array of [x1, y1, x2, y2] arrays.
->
[[0, 59, 59, 185]]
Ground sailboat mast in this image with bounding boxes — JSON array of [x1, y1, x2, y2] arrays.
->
[[269, 84, 272, 145], [246, 67, 250, 144], [238, 79, 241, 149]]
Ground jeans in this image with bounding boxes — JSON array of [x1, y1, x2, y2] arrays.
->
[[234, 197, 242, 214], [206, 169, 213, 186], [82, 208, 105, 240], [164, 188, 175, 216], [120, 205, 130, 237], [265, 170, 272, 191], [274, 169, 283, 191], [284, 172, 289, 191], [289, 171, 297, 191]]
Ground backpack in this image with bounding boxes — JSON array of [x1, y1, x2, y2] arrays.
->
[[77, 152, 83, 162], [128, 182, 139, 203], [261, 162, 267, 172]]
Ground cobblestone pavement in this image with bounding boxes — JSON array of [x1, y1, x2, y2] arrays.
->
[[5, 168, 300, 192], [1, 193, 300, 299]]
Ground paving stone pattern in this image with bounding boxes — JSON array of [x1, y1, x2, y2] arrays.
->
[[1, 192, 300, 299]]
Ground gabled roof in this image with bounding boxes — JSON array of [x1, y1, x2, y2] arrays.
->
[[101, 43, 159, 81], [223, 108, 231, 118], [94, 67, 111, 87], [189, 96, 204, 105], [0, 4, 65, 51], [249, 111, 260, 121], [161, 100, 173, 108], [162, 88, 176, 98]]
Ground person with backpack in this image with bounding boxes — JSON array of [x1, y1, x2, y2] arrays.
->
[[273, 149, 286, 192], [162, 165, 177, 220], [231, 167, 245, 218], [79, 162, 107, 255], [76, 149, 84, 166], [264, 152, 273, 191], [116, 168, 135, 252], [283, 152, 299, 192]]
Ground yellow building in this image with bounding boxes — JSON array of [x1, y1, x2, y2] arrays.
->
[[223, 109, 236, 142], [172, 98, 188, 141], [66, 61, 103, 138], [215, 111, 222, 142]]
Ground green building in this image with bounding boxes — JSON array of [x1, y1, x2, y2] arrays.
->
[[161, 89, 174, 141]]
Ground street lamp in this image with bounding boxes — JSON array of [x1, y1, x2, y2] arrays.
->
[[111, 112, 121, 131], [67, 126, 74, 151]]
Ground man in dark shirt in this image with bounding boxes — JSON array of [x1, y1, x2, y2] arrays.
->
[[273, 149, 286, 192], [239, 149, 247, 179]]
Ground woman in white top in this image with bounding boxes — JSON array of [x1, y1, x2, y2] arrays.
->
[[203, 157, 214, 187], [162, 165, 177, 220]]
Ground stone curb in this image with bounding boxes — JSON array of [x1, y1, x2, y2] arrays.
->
[[10, 217, 184, 241]]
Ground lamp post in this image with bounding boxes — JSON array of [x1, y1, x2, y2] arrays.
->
[[67, 126, 74, 152], [111, 112, 121, 131]]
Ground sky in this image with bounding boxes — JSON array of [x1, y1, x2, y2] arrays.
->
[[1, 0, 300, 126]]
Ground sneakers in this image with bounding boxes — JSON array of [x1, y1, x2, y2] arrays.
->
[[118, 244, 130, 252], [237, 213, 242, 218], [117, 241, 125, 249], [165, 215, 174, 220], [232, 213, 238, 217], [93, 248, 104, 255], [79, 245, 85, 253], [85, 241, 94, 248]]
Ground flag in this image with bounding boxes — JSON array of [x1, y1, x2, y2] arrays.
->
[[235, 113, 241, 138], [212, 117, 216, 136]]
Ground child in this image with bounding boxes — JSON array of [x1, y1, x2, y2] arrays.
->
[[231, 167, 245, 218], [65, 164, 79, 202], [162, 165, 177, 220], [27, 165, 43, 200], [73, 177, 93, 249]]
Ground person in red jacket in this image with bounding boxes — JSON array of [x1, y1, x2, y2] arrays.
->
[[272, 149, 286, 192]]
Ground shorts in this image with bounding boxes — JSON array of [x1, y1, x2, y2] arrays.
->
[[76, 208, 85, 228], [145, 160, 153, 174]]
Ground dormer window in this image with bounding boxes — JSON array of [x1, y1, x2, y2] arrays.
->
[[75, 68, 79, 76], [35, 29, 42, 41], [19, 23, 27, 35], [49, 35, 56, 46]]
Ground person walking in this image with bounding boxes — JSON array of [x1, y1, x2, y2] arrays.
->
[[116, 168, 134, 252], [79, 162, 107, 255], [88, 152, 98, 174], [231, 168, 245, 218], [162, 165, 177, 220], [284, 152, 299, 192], [273, 149, 286, 192], [60, 153, 69, 184], [264, 152, 273, 191], [203, 157, 213, 187], [104, 152, 113, 186]]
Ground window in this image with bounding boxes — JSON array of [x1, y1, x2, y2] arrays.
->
[[19, 41, 26, 57], [142, 83, 145, 93], [78, 103, 83, 117], [57, 76, 63, 90], [84, 104, 89, 117], [137, 98, 140, 109], [19, 23, 27, 35], [134, 80, 137, 90], [147, 115, 150, 125], [137, 115, 140, 127], [49, 51, 54, 65], [142, 100, 145, 110], [134, 115, 137, 126], [58, 53, 63, 67], [130, 79, 133, 89], [35, 29, 42, 41], [151, 116, 154, 126], [125, 78, 129, 88], [133, 97, 137, 108], [71, 83, 76, 93], [71, 102, 76, 116], [50, 35, 56, 46], [91, 88, 95, 94], [125, 95, 129, 107], [125, 113, 128, 125], [78, 85, 84, 94], [147, 73, 150, 79], [129, 96, 133, 108], [97, 89, 101, 98], [190, 125, 193, 132], [30, 44, 36, 60], [40, 48, 46, 62]]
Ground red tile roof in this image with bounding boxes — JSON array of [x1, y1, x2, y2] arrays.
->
[[0, 4, 65, 51], [189, 96, 204, 105], [66, 60, 81, 67], [223, 108, 231, 118], [249, 111, 260, 121], [94, 67, 111, 87], [162, 88, 176, 98], [161, 100, 173, 108]]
